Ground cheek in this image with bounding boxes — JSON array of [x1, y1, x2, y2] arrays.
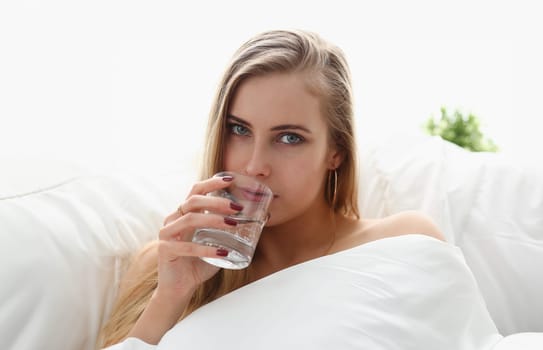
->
[[284, 162, 325, 192], [275, 154, 328, 201], [223, 140, 247, 170]]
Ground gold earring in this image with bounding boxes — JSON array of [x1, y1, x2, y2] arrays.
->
[[328, 169, 338, 208]]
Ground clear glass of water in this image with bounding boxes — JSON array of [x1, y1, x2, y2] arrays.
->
[[192, 172, 273, 269]]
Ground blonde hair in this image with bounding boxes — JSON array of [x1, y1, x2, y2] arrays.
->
[[99, 29, 359, 347]]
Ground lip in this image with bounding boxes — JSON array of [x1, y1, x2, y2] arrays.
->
[[240, 187, 273, 202]]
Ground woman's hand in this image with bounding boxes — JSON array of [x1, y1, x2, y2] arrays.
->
[[155, 174, 241, 302], [126, 175, 242, 345]]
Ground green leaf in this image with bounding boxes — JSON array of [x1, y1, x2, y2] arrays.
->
[[422, 107, 499, 152]]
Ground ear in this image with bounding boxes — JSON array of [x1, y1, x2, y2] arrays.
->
[[327, 147, 345, 170]]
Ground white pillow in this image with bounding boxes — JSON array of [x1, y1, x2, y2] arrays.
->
[[158, 235, 502, 350], [0, 159, 192, 350], [358, 132, 543, 335], [493, 333, 543, 350]]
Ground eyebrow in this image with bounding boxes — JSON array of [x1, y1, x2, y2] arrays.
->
[[226, 114, 312, 134]]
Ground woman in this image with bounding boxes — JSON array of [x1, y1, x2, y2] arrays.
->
[[99, 29, 445, 347]]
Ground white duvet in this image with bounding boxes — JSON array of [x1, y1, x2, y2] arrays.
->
[[106, 234, 524, 350]]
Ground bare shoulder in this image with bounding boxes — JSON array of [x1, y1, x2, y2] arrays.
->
[[376, 210, 446, 241], [332, 211, 445, 253]]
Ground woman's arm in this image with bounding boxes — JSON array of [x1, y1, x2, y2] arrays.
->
[[103, 176, 238, 346], [126, 288, 194, 345], [116, 240, 192, 345]]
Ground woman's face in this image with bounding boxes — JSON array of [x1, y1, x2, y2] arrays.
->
[[223, 72, 340, 226]]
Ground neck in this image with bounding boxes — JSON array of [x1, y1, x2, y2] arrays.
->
[[253, 200, 339, 274]]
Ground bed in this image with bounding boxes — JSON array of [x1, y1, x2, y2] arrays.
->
[[1, 132, 542, 349]]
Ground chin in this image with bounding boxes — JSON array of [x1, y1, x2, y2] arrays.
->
[[264, 217, 277, 227], [263, 210, 285, 228]]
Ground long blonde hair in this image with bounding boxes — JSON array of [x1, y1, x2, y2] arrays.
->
[[99, 29, 359, 347]]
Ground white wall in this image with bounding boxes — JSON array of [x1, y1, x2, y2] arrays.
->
[[1, 0, 541, 173]]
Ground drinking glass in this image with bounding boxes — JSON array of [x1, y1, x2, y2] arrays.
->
[[192, 172, 273, 269]]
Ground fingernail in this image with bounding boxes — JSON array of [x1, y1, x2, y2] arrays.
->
[[222, 176, 233, 182], [216, 248, 229, 257], [224, 217, 238, 226], [230, 202, 243, 211]]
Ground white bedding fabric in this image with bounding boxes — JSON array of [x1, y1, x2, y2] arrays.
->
[[359, 133, 543, 334], [0, 170, 187, 350], [2, 135, 542, 349], [106, 234, 504, 350], [492, 333, 543, 350]]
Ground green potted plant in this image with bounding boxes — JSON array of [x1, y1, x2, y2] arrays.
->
[[424, 107, 498, 152]]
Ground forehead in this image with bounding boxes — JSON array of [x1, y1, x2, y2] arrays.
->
[[228, 73, 326, 129]]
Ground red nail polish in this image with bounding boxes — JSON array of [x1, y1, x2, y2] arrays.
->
[[224, 217, 238, 226], [230, 202, 243, 211], [216, 248, 229, 257], [222, 176, 233, 182]]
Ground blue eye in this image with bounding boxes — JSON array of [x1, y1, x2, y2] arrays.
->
[[230, 124, 250, 136], [278, 133, 303, 145]]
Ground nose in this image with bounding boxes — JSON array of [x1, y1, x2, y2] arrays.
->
[[243, 142, 271, 178]]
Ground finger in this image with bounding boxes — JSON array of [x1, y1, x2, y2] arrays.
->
[[163, 194, 240, 228], [158, 212, 238, 241], [163, 201, 193, 226], [159, 240, 229, 260], [184, 195, 243, 216], [163, 175, 235, 225], [186, 174, 234, 197]]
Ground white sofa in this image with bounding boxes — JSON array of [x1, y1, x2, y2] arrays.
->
[[1, 133, 542, 350]]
